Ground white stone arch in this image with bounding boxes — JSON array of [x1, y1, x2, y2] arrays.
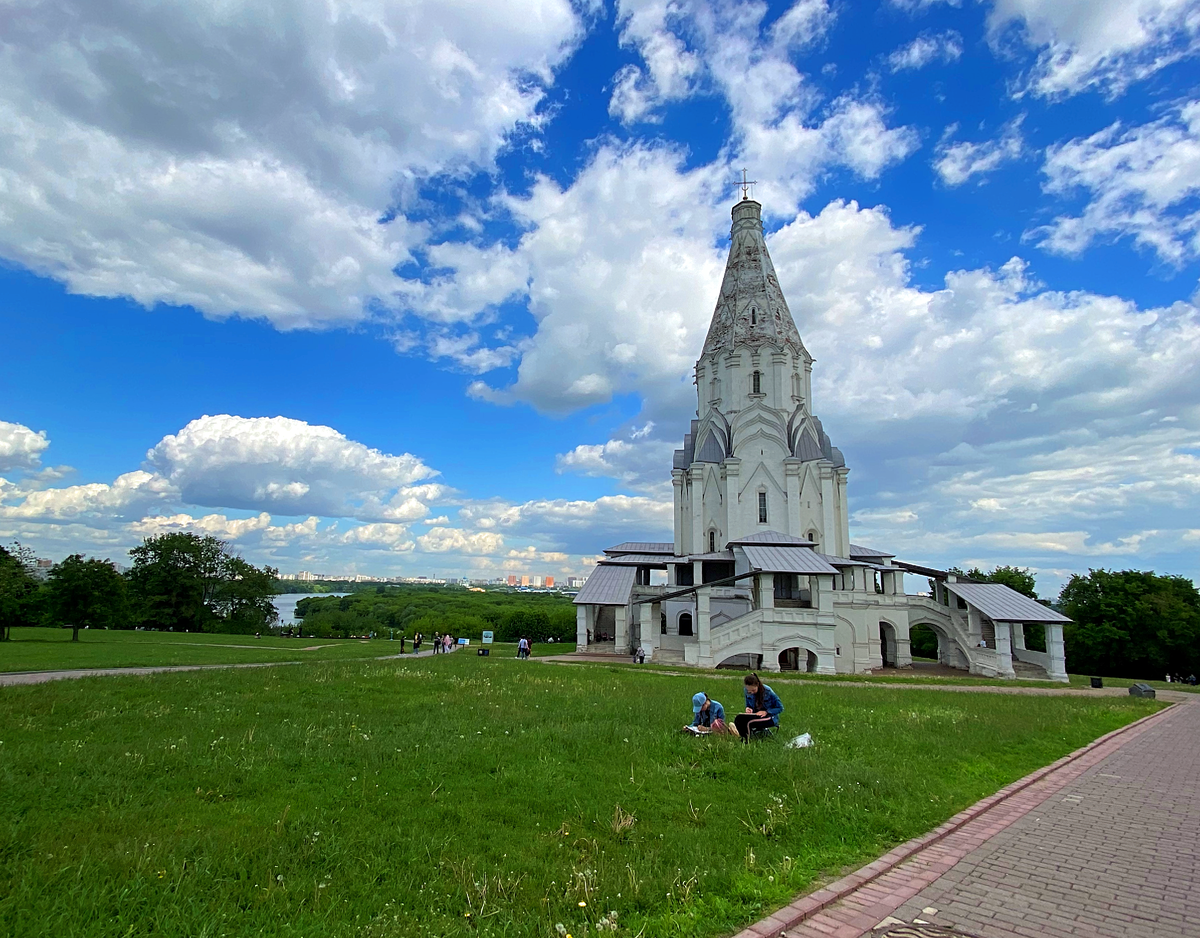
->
[[765, 632, 833, 674], [908, 616, 969, 670]]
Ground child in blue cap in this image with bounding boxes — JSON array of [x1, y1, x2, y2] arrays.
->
[[683, 692, 729, 735]]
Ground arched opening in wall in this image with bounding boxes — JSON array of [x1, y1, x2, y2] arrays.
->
[[660, 612, 667, 635], [718, 653, 763, 670], [807, 529, 819, 551], [879, 621, 898, 668], [708, 530, 716, 553], [909, 624, 939, 661], [779, 648, 818, 672], [751, 370, 761, 394], [678, 613, 693, 637]]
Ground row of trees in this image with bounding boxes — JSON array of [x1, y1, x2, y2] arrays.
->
[[295, 587, 577, 642], [0, 533, 278, 640]]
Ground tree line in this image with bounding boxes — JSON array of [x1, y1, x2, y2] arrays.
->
[[294, 586, 577, 642], [0, 533, 278, 640]]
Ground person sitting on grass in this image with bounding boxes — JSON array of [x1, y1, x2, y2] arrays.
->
[[684, 692, 730, 735], [733, 673, 783, 742]]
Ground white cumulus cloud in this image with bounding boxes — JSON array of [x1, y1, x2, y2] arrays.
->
[[888, 31, 964, 71], [0, 0, 581, 325], [1035, 101, 1200, 264], [0, 421, 50, 472], [986, 0, 1200, 98], [934, 117, 1025, 185]]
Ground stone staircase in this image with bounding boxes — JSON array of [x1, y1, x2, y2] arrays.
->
[[652, 647, 685, 665], [1012, 658, 1052, 681]]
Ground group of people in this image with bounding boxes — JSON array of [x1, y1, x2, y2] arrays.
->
[[430, 632, 458, 654], [683, 673, 783, 744], [516, 637, 534, 659]]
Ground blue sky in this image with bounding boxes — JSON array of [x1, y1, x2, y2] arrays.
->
[[1, 0, 1198, 595]]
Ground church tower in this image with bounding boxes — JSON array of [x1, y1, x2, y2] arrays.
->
[[672, 197, 851, 557]]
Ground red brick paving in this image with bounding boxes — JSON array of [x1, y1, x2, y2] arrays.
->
[[730, 700, 1198, 938]]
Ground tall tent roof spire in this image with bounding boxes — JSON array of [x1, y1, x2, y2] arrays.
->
[[701, 199, 806, 358]]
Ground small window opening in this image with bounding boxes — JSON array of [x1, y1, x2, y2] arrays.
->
[[708, 530, 716, 553], [758, 492, 768, 524], [751, 308, 757, 325], [752, 371, 761, 394]]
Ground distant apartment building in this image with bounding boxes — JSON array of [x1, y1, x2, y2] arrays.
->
[[507, 574, 517, 586], [520, 575, 530, 587], [530, 575, 544, 587], [545, 576, 555, 588], [566, 575, 587, 589]]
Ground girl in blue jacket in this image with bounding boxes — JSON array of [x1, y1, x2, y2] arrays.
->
[[733, 673, 783, 742]]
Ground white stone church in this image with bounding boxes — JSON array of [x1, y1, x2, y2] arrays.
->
[[574, 196, 1070, 682]]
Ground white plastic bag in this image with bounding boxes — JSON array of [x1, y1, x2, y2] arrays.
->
[[785, 732, 813, 749]]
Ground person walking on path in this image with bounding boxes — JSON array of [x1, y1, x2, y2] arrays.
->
[[733, 673, 783, 741]]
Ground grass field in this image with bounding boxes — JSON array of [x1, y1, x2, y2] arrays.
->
[[0, 653, 1160, 938], [0, 628, 573, 672]]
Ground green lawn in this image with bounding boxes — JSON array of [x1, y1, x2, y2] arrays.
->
[[0, 653, 1160, 938], [0, 628, 572, 672]]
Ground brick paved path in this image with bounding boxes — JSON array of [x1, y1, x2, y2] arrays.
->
[[733, 700, 1199, 938]]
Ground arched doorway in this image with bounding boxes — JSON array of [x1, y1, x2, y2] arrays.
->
[[678, 612, 693, 636], [778, 647, 818, 672], [909, 623, 939, 660], [879, 621, 898, 667]]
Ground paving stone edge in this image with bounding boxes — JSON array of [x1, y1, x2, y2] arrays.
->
[[729, 700, 1180, 938]]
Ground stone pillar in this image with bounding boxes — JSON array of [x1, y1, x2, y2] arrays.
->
[[820, 468, 837, 555], [693, 559, 704, 586], [836, 469, 850, 558], [648, 601, 662, 656], [993, 621, 1015, 677], [895, 621, 913, 669], [576, 606, 588, 647], [614, 605, 629, 654], [697, 587, 712, 666], [815, 574, 834, 614], [784, 459, 802, 536], [757, 573, 774, 610], [967, 606, 982, 644], [1046, 623, 1068, 682], [689, 466, 704, 557], [724, 459, 741, 536], [1011, 622, 1026, 651], [672, 469, 685, 556]]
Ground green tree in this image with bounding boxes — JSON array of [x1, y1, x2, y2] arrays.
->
[[128, 532, 277, 633], [1059, 569, 1200, 679], [44, 555, 127, 641], [0, 542, 41, 640]]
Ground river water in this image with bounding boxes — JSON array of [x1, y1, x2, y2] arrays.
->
[[271, 592, 349, 626]]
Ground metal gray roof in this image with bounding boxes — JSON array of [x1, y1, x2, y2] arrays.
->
[[604, 542, 674, 555], [945, 582, 1071, 623], [740, 544, 839, 574], [728, 530, 814, 546], [686, 550, 735, 561], [849, 543, 895, 559], [818, 553, 872, 567], [572, 564, 637, 606], [595, 553, 674, 566]]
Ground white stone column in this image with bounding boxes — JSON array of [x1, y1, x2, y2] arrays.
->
[[895, 620, 913, 669], [697, 587, 712, 666], [614, 605, 629, 654], [1011, 622, 1026, 651], [836, 469, 850, 558], [693, 559, 704, 586], [820, 468, 837, 555], [757, 573, 774, 610], [993, 621, 1015, 677], [648, 601, 662, 656], [672, 469, 686, 556], [576, 606, 588, 647], [815, 574, 834, 614], [784, 459, 802, 536], [725, 459, 741, 537], [1046, 623, 1068, 682], [689, 466, 705, 556]]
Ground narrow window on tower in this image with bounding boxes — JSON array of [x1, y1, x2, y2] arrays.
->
[[752, 370, 761, 394], [751, 308, 757, 325], [709, 530, 716, 553], [758, 491, 768, 524]]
